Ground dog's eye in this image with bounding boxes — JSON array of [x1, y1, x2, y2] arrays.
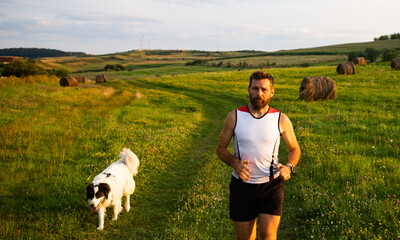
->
[[96, 192, 102, 198]]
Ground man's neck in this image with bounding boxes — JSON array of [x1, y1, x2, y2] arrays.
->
[[248, 104, 269, 118]]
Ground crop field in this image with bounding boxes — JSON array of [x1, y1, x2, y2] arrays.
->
[[0, 63, 399, 239], [207, 54, 347, 68], [276, 39, 400, 54]]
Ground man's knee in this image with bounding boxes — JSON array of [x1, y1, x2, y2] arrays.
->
[[258, 230, 277, 240]]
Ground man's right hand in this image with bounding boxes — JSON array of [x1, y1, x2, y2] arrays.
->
[[234, 160, 251, 181]]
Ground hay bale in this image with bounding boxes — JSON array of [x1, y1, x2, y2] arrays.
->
[[75, 76, 86, 83], [352, 57, 367, 66], [59, 76, 78, 87], [336, 62, 355, 75], [391, 58, 400, 70], [299, 76, 336, 102], [96, 74, 107, 83]]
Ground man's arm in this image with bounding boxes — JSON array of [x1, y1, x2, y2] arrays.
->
[[216, 111, 251, 181], [277, 113, 301, 180]]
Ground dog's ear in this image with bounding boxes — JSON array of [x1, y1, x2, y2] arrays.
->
[[86, 183, 94, 199], [99, 183, 111, 199]]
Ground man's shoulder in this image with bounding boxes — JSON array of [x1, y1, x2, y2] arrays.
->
[[268, 107, 280, 114], [237, 106, 249, 112]]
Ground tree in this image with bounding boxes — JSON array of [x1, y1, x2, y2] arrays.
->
[[365, 48, 380, 62], [378, 35, 390, 41], [390, 33, 400, 40], [2, 59, 46, 77], [347, 51, 367, 61], [382, 49, 398, 62]]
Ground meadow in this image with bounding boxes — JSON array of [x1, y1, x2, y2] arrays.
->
[[0, 62, 399, 239]]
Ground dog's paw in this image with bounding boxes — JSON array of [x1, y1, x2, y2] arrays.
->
[[125, 205, 130, 212], [97, 226, 104, 231], [112, 216, 118, 221]]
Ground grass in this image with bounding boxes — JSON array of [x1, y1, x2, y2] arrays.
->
[[0, 62, 399, 239]]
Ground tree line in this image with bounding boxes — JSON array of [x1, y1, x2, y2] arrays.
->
[[374, 33, 400, 41], [348, 48, 398, 62], [0, 48, 87, 59]]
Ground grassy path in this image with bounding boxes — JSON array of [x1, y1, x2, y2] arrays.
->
[[113, 78, 238, 239]]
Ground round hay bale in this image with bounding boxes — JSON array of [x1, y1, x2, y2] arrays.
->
[[59, 76, 78, 87], [96, 74, 107, 83], [336, 62, 355, 75], [299, 76, 336, 102], [352, 57, 367, 66], [391, 58, 400, 70], [75, 76, 86, 83]]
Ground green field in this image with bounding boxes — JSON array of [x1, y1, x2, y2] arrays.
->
[[1, 60, 399, 239], [34, 39, 400, 78], [276, 39, 400, 54]]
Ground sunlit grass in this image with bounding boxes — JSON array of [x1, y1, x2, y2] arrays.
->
[[0, 63, 399, 239]]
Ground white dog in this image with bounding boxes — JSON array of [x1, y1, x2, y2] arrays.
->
[[86, 148, 139, 230]]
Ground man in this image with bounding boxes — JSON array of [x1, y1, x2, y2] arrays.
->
[[216, 71, 301, 240]]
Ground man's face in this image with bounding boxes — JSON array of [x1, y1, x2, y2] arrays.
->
[[248, 78, 274, 110]]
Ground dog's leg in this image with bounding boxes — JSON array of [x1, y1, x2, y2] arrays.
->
[[112, 200, 122, 220], [124, 195, 131, 212], [97, 207, 106, 230]]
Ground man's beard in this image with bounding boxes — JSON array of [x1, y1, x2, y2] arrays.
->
[[250, 95, 270, 110]]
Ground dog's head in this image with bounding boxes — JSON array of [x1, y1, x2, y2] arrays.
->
[[86, 183, 111, 212]]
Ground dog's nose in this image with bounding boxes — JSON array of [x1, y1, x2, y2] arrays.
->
[[90, 204, 94, 207]]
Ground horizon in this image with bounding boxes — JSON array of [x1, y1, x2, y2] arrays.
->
[[1, 38, 396, 56]]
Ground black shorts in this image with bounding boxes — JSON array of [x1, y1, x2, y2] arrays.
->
[[229, 176, 284, 221]]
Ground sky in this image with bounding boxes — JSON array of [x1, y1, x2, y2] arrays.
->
[[0, 0, 399, 55]]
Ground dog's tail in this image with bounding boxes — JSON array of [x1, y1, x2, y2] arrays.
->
[[119, 148, 140, 176]]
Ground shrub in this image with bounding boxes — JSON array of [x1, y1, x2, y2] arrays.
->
[[47, 68, 70, 78], [104, 64, 127, 71], [382, 49, 398, 62], [300, 62, 311, 68], [347, 51, 367, 61], [365, 48, 380, 62], [1, 59, 46, 77], [185, 60, 207, 66]]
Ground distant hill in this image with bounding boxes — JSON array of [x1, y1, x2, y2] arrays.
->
[[0, 48, 87, 59], [275, 39, 400, 54]]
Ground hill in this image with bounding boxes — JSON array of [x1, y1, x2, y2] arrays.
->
[[275, 39, 400, 54], [0, 48, 87, 59], [27, 39, 400, 78]]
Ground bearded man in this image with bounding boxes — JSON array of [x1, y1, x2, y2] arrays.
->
[[216, 71, 301, 240]]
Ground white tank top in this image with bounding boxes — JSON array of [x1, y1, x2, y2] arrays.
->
[[232, 105, 281, 184]]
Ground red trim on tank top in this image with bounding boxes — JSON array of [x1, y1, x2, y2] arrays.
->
[[237, 106, 249, 112], [237, 106, 279, 114]]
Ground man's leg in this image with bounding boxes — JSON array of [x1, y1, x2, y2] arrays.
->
[[257, 214, 281, 240], [234, 219, 257, 240]]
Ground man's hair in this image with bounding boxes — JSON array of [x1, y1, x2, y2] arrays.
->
[[249, 71, 274, 87]]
